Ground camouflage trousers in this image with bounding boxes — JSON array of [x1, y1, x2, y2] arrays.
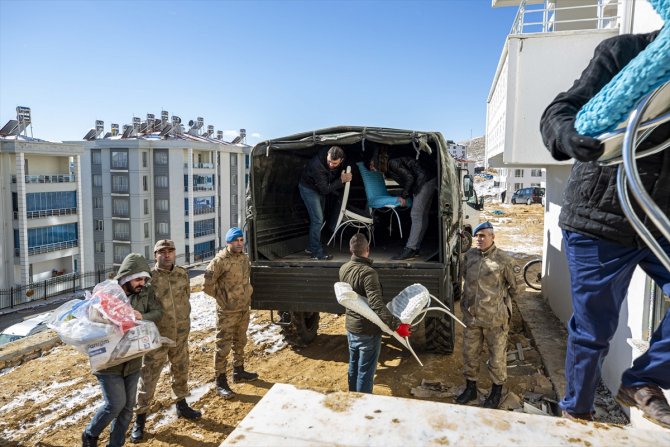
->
[[134, 330, 191, 414], [215, 308, 250, 375], [462, 324, 509, 385]]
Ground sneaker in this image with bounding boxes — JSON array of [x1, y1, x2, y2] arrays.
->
[[310, 254, 332, 260], [561, 410, 594, 421], [392, 247, 417, 260], [616, 384, 670, 429]]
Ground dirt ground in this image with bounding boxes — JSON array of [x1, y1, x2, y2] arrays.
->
[[0, 204, 556, 447]]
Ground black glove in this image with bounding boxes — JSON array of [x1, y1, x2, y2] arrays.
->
[[558, 121, 604, 162]]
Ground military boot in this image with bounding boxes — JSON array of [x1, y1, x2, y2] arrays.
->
[[216, 374, 235, 399], [176, 399, 202, 419], [233, 366, 258, 383], [482, 384, 503, 409], [81, 430, 98, 447], [130, 413, 146, 443], [455, 380, 478, 405]]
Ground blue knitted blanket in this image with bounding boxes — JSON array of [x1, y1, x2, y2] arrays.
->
[[575, 0, 670, 136]]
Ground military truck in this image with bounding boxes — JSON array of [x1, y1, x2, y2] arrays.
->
[[246, 126, 474, 353]]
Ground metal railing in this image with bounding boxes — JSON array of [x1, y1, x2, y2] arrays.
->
[[15, 240, 79, 256], [511, 0, 621, 35], [184, 206, 215, 216], [184, 162, 215, 169], [11, 174, 77, 184], [13, 208, 77, 219]]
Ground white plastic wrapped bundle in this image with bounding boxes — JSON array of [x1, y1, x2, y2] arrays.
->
[[334, 282, 424, 366], [386, 284, 430, 324]]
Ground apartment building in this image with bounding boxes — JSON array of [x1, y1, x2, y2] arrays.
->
[[77, 113, 249, 270], [487, 0, 665, 428], [447, 141, 476, 175], [0, 107, 85, 287], [494, 167, 546, 202]]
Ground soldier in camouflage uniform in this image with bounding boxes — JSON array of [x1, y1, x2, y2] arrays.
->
[[455, 221, 519, 409], [130, 240, 201, 443], [203, 227, 258, 399]]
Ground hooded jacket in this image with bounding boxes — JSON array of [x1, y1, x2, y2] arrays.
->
[[98, 253, 163, 376], [203, 247, 253, 312], [386, 156, 437, 198]]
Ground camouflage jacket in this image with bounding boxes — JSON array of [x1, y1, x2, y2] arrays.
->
[[461, 244, 519, 328], [203, 247, 253, 312], [151, 265, 191, 341]]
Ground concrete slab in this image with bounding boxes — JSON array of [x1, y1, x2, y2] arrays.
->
[[221, 383, 670, 446]]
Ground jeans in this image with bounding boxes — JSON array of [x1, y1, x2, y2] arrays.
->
[[560, 230, 670, 415], [406, 178, 437, 250], [347, 332, 382, 393], [299, 183, 326, 257], [86, 370, 141, 447]]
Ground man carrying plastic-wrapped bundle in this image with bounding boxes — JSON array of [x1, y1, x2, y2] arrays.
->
[[339, 233, 411, 394], [540, 20, 670, 426], [456, 222, 518, 410], [204, 227, 258, 400], [130, 240, 201, 443], [82, 253, 162, 447]]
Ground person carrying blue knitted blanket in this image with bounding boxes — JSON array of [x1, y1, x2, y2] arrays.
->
[[540, 20, 670, 427]]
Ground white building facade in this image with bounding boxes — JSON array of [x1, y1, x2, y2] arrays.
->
[[78, 117, 249, 270], [487, 0, 666, 429]]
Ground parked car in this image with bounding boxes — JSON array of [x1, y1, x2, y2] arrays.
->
[[511, 187, 545, 205], [0, 312, 52, 346]]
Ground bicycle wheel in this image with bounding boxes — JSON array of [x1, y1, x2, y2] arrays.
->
[[523, 259, 542, 290]]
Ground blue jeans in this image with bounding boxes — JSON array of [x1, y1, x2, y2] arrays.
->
[[299, 183, 326, 257], [560, 230, 670, 415], [86, 370, 141, 447], [347, 332, 382, 393]]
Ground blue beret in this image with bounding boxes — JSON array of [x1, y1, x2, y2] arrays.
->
[[473, 221, 493, 235], [226, 227, 244, 243]]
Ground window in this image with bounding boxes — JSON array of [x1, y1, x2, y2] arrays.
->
[[144, 199, 149, 215], [193, 218, 215, 237], [91, 150, 101, 165], [111, 151, 128, 169], [93, 175, 102, 187], [232, 174, 237, 186], [531, 169, 543, 177], [26, 223, 78, 252], [113, 221, 130, 240], [112, 198, 129, 217], [155, 176, 169, 189], [93, 197, 103, 209], [154, 151, 168, 165], [26, 191, 77, 213], [156, 222, 169, 236], [144, 222, 149, 238], [531, 183, 541, 188], [143, 176, 148, 191], [514, 169, 524, 178], [95, 242, 104, 253], [112, 175, 129, 193], [145, 245, 151, 259], [514, 183, 524, 191], [156, 199, 169, 212], [95, 220, 104, 231], [231, 194, 238, 205], [230, 154, 237, 167], [114, 244, 131, 264], [142, 152, 148, 168]]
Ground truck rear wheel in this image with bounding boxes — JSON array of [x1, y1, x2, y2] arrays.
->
[[410, 313, 454, 354], [281, 312, 320, 347]]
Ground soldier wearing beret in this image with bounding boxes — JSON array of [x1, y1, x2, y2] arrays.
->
[[203, 227, 258, 399], [455, 222, 519, 410]]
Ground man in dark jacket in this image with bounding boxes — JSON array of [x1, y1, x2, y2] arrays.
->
[[299, 146, 352, 260], [339, 233, 410, 393], [82, 253, 163, 447], [385, 156, 437, 260], [540, 28, 670, 427]]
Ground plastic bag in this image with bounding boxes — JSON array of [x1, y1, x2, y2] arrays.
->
[[88, 280, 136, 333], [48, 296, 116, 348], [87, 320, 166, 372]]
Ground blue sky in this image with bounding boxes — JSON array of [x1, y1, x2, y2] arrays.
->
[[0, 0, 517, 145]]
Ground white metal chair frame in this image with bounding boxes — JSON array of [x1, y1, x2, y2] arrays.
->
[[327, 166, 374, 248]]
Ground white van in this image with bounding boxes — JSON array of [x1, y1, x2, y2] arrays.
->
[[0, 312, 52, 346]]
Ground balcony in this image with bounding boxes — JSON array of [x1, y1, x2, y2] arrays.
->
[[184, 206, 216, 216], [14, 208, 78, 219], [486, 1, 619, 167], [184, 162, 215, 169], [11, 174, 76, 184], [16, 240, 78, 256], [186, 228, 216, 239]]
